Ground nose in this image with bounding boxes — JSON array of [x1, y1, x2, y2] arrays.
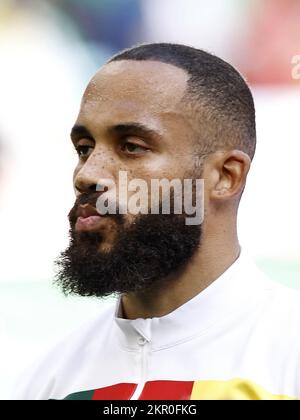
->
[[75, 171, 97, 194], [74, 153, 112, 195]]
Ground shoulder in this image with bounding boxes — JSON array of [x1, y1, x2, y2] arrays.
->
[[261, 274, 300, 325], [242, 254, 300, 328], [246, 263, 300, 366], [13, 301, 117, 400]]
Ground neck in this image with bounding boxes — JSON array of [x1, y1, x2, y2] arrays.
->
[[121, 224, 241, 320]]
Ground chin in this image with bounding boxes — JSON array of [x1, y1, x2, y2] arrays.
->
[[97, 238, 116, 254]]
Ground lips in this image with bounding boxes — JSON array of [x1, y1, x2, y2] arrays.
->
[[77, 204, 101, 219], [75, 204, 104, 232]]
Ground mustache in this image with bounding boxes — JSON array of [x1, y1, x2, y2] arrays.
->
[[74, 192, 101, 208]]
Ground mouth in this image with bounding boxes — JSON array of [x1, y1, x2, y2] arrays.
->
[[75, 204, 105, 232]]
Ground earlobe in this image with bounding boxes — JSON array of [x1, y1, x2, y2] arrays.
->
[[210, 150, 251, 201]]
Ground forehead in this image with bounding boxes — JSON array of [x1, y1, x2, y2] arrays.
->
[[78, 60, 189, 127]]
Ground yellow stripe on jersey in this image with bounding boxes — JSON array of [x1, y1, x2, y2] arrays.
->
[[191, 378, 297, 400]]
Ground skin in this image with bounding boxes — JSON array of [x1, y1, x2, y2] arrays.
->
[[71, 60, 251, 320]]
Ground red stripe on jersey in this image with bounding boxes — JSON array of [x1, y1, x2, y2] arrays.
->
[[138, 380, 194, 400], [92, 383, 137, 400]]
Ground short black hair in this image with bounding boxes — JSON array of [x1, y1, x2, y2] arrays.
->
[[109, 43, 256, 160]]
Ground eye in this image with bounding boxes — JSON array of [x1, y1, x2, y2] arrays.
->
[[75, 145, 93, 159], [121, 142, 148, 155]]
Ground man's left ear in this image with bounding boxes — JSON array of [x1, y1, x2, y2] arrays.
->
[[210, 150, 251, 201]]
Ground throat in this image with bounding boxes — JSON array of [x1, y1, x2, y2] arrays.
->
[[120, 245, 241, 320]]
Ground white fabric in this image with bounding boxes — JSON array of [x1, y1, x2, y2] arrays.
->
[[14, 252, 300, 400]]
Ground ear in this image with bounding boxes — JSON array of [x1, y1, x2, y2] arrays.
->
[[207, 150, 251, 201]]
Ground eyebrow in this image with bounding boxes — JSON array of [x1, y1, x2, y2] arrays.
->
[[70, 125, 94, 143], [108, 122, 163, 141], [70, 122, 163, 143]]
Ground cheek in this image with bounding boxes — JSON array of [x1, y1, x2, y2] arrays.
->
[[137, 155, 190, 181]]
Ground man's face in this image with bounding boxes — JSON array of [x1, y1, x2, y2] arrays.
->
[[55, 60, 202, 297]]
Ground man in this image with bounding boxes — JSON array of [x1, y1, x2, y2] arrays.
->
[[16, 43, 300, 400]]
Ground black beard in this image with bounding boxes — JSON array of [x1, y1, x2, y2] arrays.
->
[[54, 211, 201, 298]]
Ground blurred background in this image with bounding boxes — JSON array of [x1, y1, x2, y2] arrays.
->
[[0, 0, 299, 399]]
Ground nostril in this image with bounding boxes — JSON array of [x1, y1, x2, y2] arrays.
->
[[88, 184, 98, 193], [74, 181, 97, 194]]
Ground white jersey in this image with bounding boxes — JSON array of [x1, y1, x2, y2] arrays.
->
[[15, 252, 300, 400]]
